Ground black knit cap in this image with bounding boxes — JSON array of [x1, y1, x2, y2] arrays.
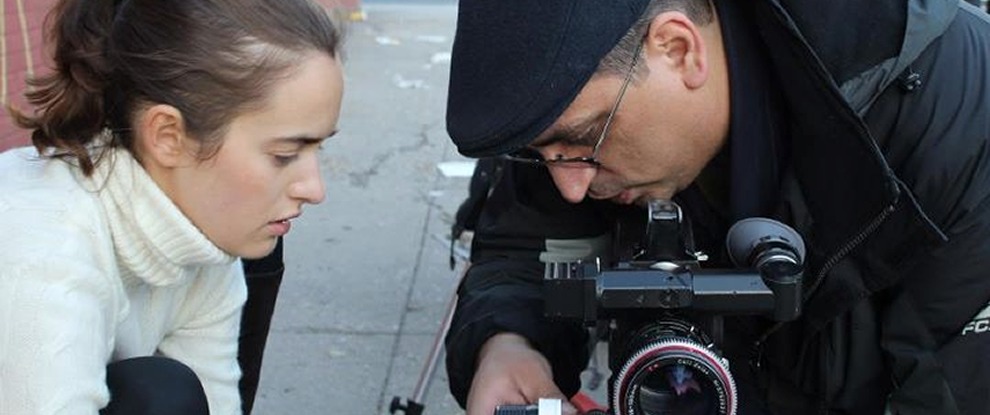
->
[[446, 0, 651, 158]]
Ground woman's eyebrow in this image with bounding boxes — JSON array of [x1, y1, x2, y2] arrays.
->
[[272, 130, 338, 145]]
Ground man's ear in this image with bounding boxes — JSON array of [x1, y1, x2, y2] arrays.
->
[[136, 104, 192, 168], [643, 11, 709, 89]]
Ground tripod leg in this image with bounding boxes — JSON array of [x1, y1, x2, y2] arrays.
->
[[390, 262, 470, 414]]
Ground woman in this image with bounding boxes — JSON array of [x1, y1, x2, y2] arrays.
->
[[0, 0, 343, 413]]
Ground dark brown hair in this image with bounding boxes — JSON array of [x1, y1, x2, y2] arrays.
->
[[10, 0, 342, 175]]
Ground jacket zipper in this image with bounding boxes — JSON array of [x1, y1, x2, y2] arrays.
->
[[804, 202, 897, 301], [755, 201, 897, 346], [752, 201, 897, 414]]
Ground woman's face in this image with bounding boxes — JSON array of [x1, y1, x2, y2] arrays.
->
[[157, 53, 344, 259]]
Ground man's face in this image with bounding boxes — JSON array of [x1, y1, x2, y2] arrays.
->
[[529, 62, 729, 207], [523, 12, 730, 207], [160, 53, 344, 259]]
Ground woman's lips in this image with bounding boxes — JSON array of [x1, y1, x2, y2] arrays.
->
[[268, 219, 292, 236]]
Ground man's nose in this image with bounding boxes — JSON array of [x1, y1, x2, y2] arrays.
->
[[538, 144, 597, 203], [547, 165, 596, 203]]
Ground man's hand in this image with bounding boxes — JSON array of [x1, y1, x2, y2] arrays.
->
[[466, 333, 578, 415]]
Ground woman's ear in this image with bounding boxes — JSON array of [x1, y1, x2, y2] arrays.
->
[[135, 104, 192, 168], [643, 11, 709, 90]]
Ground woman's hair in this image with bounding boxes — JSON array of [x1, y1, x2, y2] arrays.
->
[[10, 0, 343, 176], [598, 0, 714, 77]]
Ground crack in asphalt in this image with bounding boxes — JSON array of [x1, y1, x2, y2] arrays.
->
[[347, 123, 435, 188]]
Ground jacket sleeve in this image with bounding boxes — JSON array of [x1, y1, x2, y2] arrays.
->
[[158, 263, 248, 415], [443, 161, 611, 407], [880, 197, 990, 415], [869, 8, 990, 414]]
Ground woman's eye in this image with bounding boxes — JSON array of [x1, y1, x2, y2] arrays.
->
[[273, 154, 299, 166]]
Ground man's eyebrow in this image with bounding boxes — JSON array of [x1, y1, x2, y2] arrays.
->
[[529, 119, 597, 148]]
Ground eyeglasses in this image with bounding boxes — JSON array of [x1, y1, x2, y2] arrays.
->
[[503, 41, 642, 168]]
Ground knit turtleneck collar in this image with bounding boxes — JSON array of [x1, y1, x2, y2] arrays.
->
[[86, 147, 235, 287]]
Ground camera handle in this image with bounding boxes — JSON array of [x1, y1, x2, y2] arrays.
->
[[494, 399, 562, 415], [494, 398, 609, 415]]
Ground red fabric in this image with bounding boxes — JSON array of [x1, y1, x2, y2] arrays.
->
[[571, 392, 606, 414], [0, 0, 54, 152]]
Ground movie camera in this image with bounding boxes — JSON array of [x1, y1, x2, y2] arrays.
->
[[532, 199, 806, 415]]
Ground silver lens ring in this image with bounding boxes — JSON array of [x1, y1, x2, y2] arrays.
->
[[611, 338, 738, 415]]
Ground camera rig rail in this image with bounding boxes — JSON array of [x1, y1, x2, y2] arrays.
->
[[544, 200, 806, 325]]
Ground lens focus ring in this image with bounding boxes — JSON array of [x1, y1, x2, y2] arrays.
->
[[611, 337, 738, 415]]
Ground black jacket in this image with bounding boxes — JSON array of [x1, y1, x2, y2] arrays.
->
[[445, 1, 990, 413]]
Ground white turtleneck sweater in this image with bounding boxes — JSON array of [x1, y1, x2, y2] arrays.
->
[[0, 147, 247, 415]]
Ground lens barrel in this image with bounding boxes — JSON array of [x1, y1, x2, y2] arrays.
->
[[611, 320, 737, 415]]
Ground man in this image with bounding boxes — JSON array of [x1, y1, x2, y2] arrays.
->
[[443, 0, 990, 414]]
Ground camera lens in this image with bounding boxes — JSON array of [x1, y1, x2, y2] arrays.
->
[[611, 321, 737, 415], [636, 363, 719, 415]]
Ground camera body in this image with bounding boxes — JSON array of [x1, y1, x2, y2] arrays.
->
[[543, 200, 806, 415]]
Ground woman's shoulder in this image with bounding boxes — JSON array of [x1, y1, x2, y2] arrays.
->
[[1, 146, 103, 209], [0, 147, 111, 258]]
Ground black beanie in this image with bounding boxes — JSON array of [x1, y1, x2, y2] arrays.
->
[[446, 0, 651, 158]]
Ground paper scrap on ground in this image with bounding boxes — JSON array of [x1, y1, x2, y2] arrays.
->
[[393, 74, 426, 89], [415, 35, 447, 43], [430, 52, 451, 65], [375, 36, 401, 46], [437, 160, 477, 178]]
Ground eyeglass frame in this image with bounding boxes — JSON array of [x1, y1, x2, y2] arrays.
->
[[502, 41, 643, 168]]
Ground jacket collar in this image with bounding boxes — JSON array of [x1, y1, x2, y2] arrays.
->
[[751, 0, 950, 327], [752, 0, 903, 252]]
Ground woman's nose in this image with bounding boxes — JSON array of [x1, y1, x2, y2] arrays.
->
[[290, 156, 326, 204]]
